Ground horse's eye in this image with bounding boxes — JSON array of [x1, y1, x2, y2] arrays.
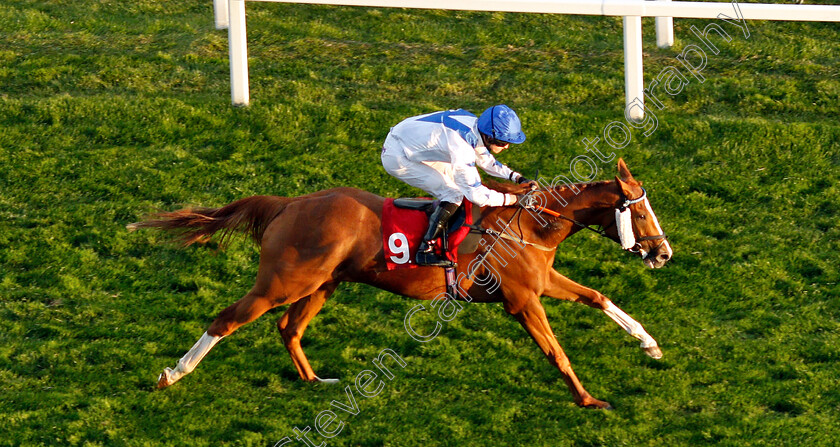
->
[[638, 214, 646, 220]]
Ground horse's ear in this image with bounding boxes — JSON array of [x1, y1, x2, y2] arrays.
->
[[615, 175, 636, 198], [617, 158, 634, 182], [615, 159, 640, 198]]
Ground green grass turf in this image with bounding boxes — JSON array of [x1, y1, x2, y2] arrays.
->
[[1, 1, 839, 445]]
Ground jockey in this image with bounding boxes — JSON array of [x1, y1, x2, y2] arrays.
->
[[381, 104, 538, 267]]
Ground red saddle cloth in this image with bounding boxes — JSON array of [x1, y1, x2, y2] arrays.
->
[[381, 199, 473, 270]]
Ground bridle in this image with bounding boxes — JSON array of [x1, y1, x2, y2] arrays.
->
[[616, 188, 668, 258], [464, 187, 668, 281], [528, 187, 668, 259]]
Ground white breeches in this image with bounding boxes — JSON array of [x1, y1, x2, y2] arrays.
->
[[381, 149, 464, 205]]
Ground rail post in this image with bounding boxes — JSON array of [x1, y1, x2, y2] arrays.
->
[[228, 0, 250, 106], [623, 14, 644, 121], [214, 0, 230, 29], [653, 0, 674, 48]]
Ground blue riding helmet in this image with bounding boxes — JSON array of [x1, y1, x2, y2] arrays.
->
[[477, 104, 526, 144]]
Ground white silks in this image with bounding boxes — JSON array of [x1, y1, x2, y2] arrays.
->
[[616, 207, 636, 250]]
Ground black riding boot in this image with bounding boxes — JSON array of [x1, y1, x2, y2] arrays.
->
[[416, 201, 459, 267]]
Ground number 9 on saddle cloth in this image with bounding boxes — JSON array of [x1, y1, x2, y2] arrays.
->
[[381, 198, 475, 271]]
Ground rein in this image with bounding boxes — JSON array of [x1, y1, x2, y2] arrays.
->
[[465, 185, 669, 276], [529, 203, 612, 240], [529, 187, 668, 259], [472, 224, 556, 252]]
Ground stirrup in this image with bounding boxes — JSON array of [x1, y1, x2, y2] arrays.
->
[[415, 250, 456, 268]]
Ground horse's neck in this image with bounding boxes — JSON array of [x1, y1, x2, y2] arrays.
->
[[520, 181, 621, 248], [476, 181, 620, 248], [556, 181, 621, 225]]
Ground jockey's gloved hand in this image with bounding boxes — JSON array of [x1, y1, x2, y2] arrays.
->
[[516, 175, 539, 191], [516, 193, 538, 209]]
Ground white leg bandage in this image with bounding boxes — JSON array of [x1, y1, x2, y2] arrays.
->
[[603, 301, 658, 349], [167, 332, 223, 383]]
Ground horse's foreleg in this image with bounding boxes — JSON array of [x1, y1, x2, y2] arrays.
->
[[511, 297, 612, 409], [543, 270, 662, 359], [277, 283, 339, 384]]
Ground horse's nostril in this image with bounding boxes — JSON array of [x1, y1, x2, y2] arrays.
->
[[659, 253, 671, 262]]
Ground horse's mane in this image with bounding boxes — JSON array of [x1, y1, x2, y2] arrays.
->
[[486, 179, 617, 196], [490, 179, 617, 239]]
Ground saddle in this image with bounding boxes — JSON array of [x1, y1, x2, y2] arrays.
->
[[392, 198, 437, 213], [382, 198, 481, 270]]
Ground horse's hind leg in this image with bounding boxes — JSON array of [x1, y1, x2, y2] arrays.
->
[[157, 289, 279, 389], [157, 261, 330, 389], [156, 249, 346, 389], [511, 296, 612, 409], [157, 330, 224, 389], [277, 282, 338, 383]]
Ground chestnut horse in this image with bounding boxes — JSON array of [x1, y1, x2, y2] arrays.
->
[[129, 159, 672, 409]]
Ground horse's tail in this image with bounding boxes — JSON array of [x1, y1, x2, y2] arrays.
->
[[127, 195, 293, 247]]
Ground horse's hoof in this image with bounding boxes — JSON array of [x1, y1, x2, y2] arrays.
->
[[315, 376, 340, 384], [644, 346, 663, 360], [585, 402, 614, 410], [157, 368, 173, 389], [582, 398, 613, 410]]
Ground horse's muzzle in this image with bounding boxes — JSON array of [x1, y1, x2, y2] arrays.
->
[[643, 239, 673, 269]]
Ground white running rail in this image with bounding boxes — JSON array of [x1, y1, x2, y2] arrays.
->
[[214, 0, 840, 119]]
